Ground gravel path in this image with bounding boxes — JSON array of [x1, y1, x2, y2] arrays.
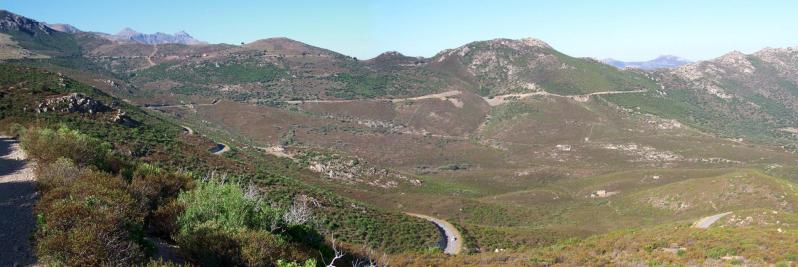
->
[[0, 136, 38, 266], [406, 213, 463, 255], [693, 212, 733, 229]]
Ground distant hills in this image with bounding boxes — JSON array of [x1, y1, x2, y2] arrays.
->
[[95, 27, 206, 45], [602, 55, 692, 70], [42, 21, 206, 45], [2, 8, 797, 145]]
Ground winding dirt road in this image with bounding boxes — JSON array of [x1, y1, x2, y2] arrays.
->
[[693, 212, 733, 229], [406, 213, 463, 255], [147, 44, 158, 66], [210, 143, 230, 155], [483, 89, 648, 106], [281, 89, 647, 107], [284, 90, 462, 104], [0, 136, 37, 266]]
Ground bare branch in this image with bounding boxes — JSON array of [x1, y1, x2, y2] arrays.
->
[[324, 238, 345, 267], [283, 194, 313, 225]]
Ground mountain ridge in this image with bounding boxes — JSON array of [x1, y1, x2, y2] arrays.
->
[[98, 27, 206, 45]]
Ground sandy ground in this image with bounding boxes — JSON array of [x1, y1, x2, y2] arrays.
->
[[0, 136, 38, 266]]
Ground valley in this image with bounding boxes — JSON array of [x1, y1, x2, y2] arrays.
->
[[1, 7, 798, 266]]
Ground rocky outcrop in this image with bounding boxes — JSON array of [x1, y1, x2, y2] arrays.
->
[[112, 109, 138, 127], [36, 93, 138, 126], [46, 23, 81, 33], [37, 93, 111, 114], [299, 152, 421, 188]]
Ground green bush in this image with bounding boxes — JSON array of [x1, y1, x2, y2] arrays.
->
[[175, 180, 305, 266], [175, 225, 243, 266], [176, 181, 260, 233], [238, 230, 309, 267], [705, 246, 737, 258], [21, 126, 111, 168], [130, 163, 193, 217], [276, 259, 316, 267], [35, 170, 146, 266]]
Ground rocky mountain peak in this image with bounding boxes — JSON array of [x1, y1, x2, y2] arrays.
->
[[0, 10, 54, 35], [116, 27, 140, 38], [106, 27, 205, 45], [481, 38, 553, 50], [714, 51, 755, 73], [174, 30, 191, 37], [520, 38, 552, 49], [46, 23, 81, 33]]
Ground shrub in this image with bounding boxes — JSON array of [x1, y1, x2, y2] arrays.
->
[[150, 199, 185, 239], [130, 163, 193, 214], [5, 122, 26, 137], [176, 181, 259, 234], [35, 170, 145, 266], [175, 180, 310, 266], [276, 259, 316, 267], [21, 126, 111, 168], [238, 230, 309, 267], [35, 157, 82, 192], [175, 225, 243, 266], [705, 246, 737, 259]]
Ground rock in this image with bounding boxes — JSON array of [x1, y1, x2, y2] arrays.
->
[[112, 109, 138, 126], [37, 93, 111, 114]]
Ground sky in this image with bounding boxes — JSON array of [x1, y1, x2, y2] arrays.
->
[[2, 0, 797, 61]]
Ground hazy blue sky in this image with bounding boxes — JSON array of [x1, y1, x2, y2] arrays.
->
[[3, 0, 796, 61]]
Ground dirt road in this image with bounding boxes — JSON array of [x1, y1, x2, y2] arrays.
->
[[284, 90, 462, 104], [210, 143, 230, 155], [0, 136, 37, 266], [693, 212, 733, 229], [147, 44, 158, 66], [406, 213, 463, 255], [483, 89, 648, 106]]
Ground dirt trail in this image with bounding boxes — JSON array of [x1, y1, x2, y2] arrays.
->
[[405, 213, 463, 255], [147, 44, 158, 66], [146, 103, 217, 110], [0, 136, 38, 266], [281, 89, 645, 106], [210, 143, 230, 155], [181, 126, 194, 135], [284, 90, 462, 104], [693, 212, 733, 229], [483, 89, 647, 106]]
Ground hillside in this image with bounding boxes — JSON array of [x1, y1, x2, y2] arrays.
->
[[1, 9, 798, 266], [0, 64, 440, 265], [602, 49, 798, 146]]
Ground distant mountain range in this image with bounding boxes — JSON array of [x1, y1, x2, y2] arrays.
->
[[97, 27, 206, 45], [44, 22, 206, 45], [602, 55, 692, 70]]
